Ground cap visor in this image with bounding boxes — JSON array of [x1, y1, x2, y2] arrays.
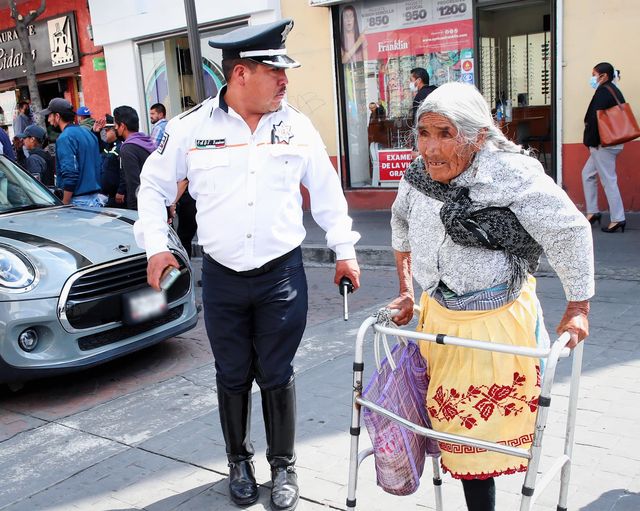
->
[[253, 54, 301, 69], [40, 108, 52, 115], [15, 132, 27, 138]]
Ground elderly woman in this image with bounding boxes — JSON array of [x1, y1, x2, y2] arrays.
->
[[389, 83, 594, 511]]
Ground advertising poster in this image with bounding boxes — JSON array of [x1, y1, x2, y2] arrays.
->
[[337, 0, 475, 187], [339, 0, 474, 120]]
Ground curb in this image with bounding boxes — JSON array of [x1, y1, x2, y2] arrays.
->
[[193, 242, 640, 280]]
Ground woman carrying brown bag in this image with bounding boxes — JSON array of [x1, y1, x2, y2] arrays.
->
[[581, 62, 627, 233]]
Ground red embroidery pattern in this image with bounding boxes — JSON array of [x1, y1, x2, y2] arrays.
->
[[438, 432, 535, 454], [428, 367, 540, 430], [443, 462, 529, 480]]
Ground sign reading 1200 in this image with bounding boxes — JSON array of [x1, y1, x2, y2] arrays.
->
[[438, 2, 467, 16]]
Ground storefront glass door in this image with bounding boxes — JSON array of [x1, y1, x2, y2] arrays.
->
[[477, 0, 555, 177]]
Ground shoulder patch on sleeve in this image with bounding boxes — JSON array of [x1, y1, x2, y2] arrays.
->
[[157, 132, 169, 154]]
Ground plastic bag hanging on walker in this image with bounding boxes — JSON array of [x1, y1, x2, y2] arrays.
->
[[362, 327, 440, 496]]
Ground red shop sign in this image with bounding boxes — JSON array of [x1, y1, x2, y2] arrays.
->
[[378, 148, 413, 181]]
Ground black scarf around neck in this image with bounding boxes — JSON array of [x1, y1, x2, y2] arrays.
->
[[404, 157, 542, 292]]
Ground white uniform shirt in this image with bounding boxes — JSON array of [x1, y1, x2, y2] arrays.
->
[[134, 91, 360, 271]]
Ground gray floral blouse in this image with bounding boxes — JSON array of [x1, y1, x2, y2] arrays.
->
[[391, 145, 595, 302]]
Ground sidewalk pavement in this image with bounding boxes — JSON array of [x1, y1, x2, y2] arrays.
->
[[302, 210, 640, 277], [2, 211, 640, 510]]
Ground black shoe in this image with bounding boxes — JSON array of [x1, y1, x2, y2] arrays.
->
[[217, 384, 257, 507], [228, 460, 259, 506], [270, 466, 299, 510], [602, 220, 626, 233], [586, 212, 601, 225], [262, 379, 298, 511]]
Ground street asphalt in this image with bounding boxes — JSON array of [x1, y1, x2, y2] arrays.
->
[[1, 211, 639, 510]]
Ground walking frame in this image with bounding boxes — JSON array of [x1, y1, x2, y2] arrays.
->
[[347, 307, 584, 511]]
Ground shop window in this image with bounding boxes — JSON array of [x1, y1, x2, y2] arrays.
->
[[477, 1, 553, 176], [335, 0, 475, 188], [139, 25, 239, 127]]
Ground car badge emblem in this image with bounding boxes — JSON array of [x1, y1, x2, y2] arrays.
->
[[116, 244, 130, 253]]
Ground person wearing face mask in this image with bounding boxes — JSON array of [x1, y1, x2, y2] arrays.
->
[[581, 62, 627, 233], [113, 106, 156, 210], [97, 115, 126, 207], [409, 67, 437, 126]]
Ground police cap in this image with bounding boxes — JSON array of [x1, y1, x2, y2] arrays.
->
[[208, 19, 300, 69]]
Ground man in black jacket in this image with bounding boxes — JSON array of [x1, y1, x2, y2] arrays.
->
[[99, 115, 126, 207], [17, 125, 55, 186], [409, 67, 437, 125], [113, 106, 156, 210]]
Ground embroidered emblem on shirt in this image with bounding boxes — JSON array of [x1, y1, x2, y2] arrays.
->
[[271, 121, 293, 144], [157, 132, 169, 154], [195, 139, 226, 149]]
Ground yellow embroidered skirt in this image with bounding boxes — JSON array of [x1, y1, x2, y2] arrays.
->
[[418, 276, 543, 480]]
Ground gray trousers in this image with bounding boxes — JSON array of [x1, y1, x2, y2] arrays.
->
[[581, 145, 625, 222]]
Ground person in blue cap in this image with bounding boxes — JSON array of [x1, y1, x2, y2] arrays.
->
[[76, 105, 95, 131], [134, 19, 361, 510]]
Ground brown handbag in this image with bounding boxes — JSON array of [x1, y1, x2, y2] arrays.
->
[[596, 84, 640, 146]]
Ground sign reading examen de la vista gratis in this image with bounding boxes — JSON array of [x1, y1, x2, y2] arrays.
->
[[377, 148, 413, 181], [0, 12, 79, 82]]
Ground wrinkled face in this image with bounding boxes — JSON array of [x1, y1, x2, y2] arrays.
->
[[244, 63, 288, 114], [417, 112, 478, 184]]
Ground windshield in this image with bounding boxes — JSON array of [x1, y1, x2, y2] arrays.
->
[[0, 156, 61, 213]]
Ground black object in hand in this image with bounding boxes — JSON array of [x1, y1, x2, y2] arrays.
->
[[339, 277, 354, 321]]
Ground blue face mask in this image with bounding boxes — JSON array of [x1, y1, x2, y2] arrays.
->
[[590, 76, 599, 89]]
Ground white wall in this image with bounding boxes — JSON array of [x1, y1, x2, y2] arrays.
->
[[87, 0, 282, 126], [88, 0, 280, 46]]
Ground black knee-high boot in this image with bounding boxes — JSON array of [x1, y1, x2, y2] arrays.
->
[[261, 378, 299, 511], [217, 384, 258, 506], [461, 477, 496, 511]]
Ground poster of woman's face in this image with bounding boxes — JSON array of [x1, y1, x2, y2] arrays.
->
[[340, 5, 363, 63]]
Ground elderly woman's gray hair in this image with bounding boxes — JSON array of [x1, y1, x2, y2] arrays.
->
[[414, 82, 523, 154]]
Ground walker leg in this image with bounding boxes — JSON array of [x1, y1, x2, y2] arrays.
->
[[346, 363, 365, 510], [432, 456, 443, 511], [557, 342, 583, 511]]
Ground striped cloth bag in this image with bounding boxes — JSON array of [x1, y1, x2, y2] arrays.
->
[[363, 335, 440, 496]]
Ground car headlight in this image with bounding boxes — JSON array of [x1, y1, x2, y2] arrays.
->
[[0, 246, 36, 290]]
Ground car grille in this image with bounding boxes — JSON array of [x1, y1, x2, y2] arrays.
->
[[77, 305, 184, 351], [62, 254, 190, 329]]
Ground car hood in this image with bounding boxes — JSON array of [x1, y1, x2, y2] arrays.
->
[[0, 206, 144, 300]]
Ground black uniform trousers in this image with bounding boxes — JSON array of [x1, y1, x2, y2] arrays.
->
[[201, 247, 308, 393]]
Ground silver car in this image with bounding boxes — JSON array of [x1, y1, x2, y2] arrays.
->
[[0, 155, 198, 383]]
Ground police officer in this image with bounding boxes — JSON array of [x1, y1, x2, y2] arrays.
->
[[134, 19, 360, 511]]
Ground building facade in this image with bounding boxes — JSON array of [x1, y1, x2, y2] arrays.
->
[[88, 0, 640, 211], [0, 0, 110, 137]]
